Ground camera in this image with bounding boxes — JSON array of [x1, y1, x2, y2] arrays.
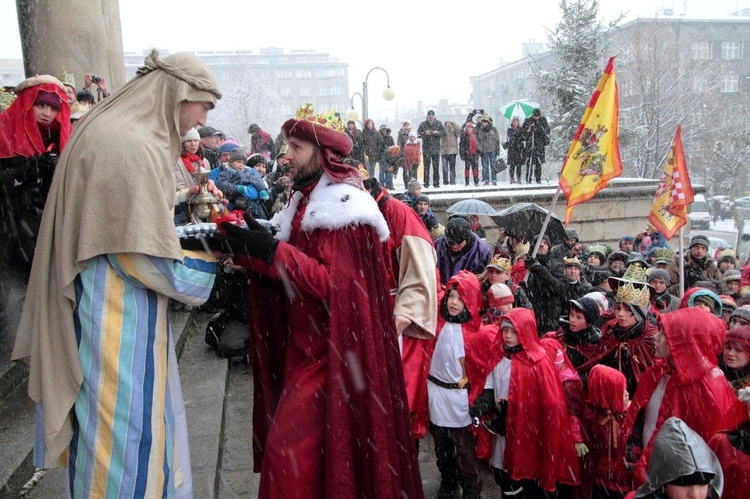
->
[[91, 75, 102, 84]]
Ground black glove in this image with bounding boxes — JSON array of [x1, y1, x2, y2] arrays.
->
[[470, 389, 496, 419], [222, 213, 278, 263], [684, 266, 702, 288], [624, 434, 643, 471], [488, 399, 508, 437], [179, 234, 231, 253], [524, 255, 538, 270]]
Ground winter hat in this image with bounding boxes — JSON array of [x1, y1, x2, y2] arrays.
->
[[730, 306, 750, 326], [198, 126, 218, 138], [619, 235, 634, 245], [647, 269, 671, 286], [570, 297, 600, 326], [532, 108, 541, 117], [180, 127, 200, 143], [626, 252, 651, 269], [487, 255, 512, 274], [565, 228, 579, 242], [34, 90, 63, 111], [489, 283, 514, 307], [690, 290, 722, 316], [408, 131, 418, 139], [246, 153, 266, 168], [608, 250, 629, 264], [591, 270, 613, 287], [218, 142, 239, 156], [689, 235, 710, 250], [726, 325, 750, 353], [583, 291, 609, 311], [407, 178, 422, 193], [427, 110, 435, 116], [719, 294, 737, 312], [414, 194, 430, 205], [722, 269, 741, 283], [228, 148, 246, 164], [445, 217, 473, 245], [247, 123, 260, 134]]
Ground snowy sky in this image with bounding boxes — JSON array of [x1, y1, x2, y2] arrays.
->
[[1, 0, 747, 115]]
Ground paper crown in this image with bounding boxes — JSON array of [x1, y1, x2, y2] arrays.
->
[[563, 256, 583, 268], [0, 88, 16, 111], [587, 243, 609, 257], [609, 265, 653, 308], [717, 248, 736, 261], [651, 247, 674, 262], [57, 70, 75, 88], [358, 166, 369, 180], [515, 242, 531, 258], [294, 103, 344, 131], [488, 256, 512, 274]]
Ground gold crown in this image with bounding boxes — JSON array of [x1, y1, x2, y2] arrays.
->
[[489, 256, 512, 274], [563, 256, 583, 267], [615, 281, 652, 308], [515, 242, 530, 256], [587, 243, 609, 257], [717, 248, 736, 261], [294, 103, 344, 131], [358, 166, 369, 180], [621, 264, 648, 283], [652, 247, 674, 261], [0, 88, 16, 111], [57, 70, 75, 88]]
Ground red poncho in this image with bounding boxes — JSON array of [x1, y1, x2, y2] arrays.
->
[[621, 308, 737, 486], [0, 80, 70, 158], [486, 308, 580, 491], [709, 392, 750, 499]]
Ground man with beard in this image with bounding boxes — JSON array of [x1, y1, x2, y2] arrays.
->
[[224, 107, 423, 499], [520, 235, 566, 334]]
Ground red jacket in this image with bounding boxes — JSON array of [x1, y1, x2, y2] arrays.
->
[[621, 308, 737, 486], [485, 308, 580, 491]]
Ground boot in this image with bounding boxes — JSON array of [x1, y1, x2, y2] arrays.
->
[[465, 176, 470, 186]]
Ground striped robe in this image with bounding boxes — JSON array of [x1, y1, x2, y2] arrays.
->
[[36, 251, 216, 498]]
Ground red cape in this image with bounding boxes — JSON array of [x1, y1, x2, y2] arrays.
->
[[0, 82, 70, 158], [621, 308, 737, 486], [241, 182, 422, 498], [377, 191, 437, 439], [487, 308, 580, 491]]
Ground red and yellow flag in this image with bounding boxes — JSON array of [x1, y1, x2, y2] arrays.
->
[[648, 125, 694, 240], [559, 57, 623, 224]]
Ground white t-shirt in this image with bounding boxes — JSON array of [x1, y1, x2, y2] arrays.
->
[[643, 374, 670, 446], [428, 323, 471, 427], [484, 357, 513, 469]]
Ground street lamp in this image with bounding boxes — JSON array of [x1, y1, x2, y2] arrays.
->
[[346, 92, 363, 122], [361, 66, 394, 121]]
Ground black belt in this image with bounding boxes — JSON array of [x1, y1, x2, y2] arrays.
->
[[428, 374, 469, 390]]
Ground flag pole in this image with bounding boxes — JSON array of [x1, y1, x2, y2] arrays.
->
[[678, 225, 685, 297], [531, 186, 564, 258]]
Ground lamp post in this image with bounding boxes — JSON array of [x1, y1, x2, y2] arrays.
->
[[361, 66, 395, 121], [346, 91, 364, 123]]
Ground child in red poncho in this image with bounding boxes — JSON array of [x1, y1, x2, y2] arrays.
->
[[426, 270, 494, 499], [584, 364, 632, 498], [470, 307, 579, 496], [402, 131, 421, 186], [709, 385, 750, 499]]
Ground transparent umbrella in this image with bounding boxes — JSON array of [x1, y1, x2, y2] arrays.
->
[[499, 100, 539, 121], [446, 199, 497, 216]]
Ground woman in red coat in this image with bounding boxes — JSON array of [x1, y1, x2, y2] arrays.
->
[[621, 308, 737, 487], [708, 385, 750, 499], [470, 307, 579, 496]]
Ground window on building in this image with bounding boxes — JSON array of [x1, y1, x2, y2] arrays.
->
[[279, 87, 291, 97], [277, 70, 293, 79], [690, 42, 711, 60], [721, 41, 742, 60], [298, 87, 311, 97], [296, 69, 313, 78], [721, 72, 739, 92]]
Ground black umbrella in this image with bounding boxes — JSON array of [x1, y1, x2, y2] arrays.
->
[[489, 202, 567, 246]]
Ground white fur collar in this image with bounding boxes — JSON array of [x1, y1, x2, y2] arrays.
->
[[271, 173, 389, 242]]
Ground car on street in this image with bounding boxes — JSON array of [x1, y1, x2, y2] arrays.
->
[[688, 194, 711, 230], [733, 197, 750, 219]]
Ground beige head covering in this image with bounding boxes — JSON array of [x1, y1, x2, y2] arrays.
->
[[12, 50, 221, 467]]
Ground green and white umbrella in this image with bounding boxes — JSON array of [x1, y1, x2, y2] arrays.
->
[[500, 100, 539, 121]]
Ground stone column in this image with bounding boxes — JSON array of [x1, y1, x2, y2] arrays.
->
[[16, 0, 125, 92]]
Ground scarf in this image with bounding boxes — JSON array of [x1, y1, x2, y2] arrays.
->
[[181, 151, 202, 173], [468, 130, 478, 156], [503, 344, 523, 359]]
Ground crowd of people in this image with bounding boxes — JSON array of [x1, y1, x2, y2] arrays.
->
[[3, 54, 749, 499]]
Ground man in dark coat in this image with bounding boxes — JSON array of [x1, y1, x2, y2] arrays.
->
[[417, 110, 445, 188], [520, 235, 566, 334], [521, 108, 550, 184], [434, 217, 491, 285]]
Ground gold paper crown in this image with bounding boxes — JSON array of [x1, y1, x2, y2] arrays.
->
[[57, 70, 76, 88], [563, 256, 583, 267], [294, 103, 344, 131], [652, 247, 674, 261], [488, 256, 512, 274], [357, 166, 369, 180], [515, 242, 531, 259], [717, 248, 737, 261], [612, 265, 652, 308], [0, 88, 16, 111], [588, 243, 609, 257]]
